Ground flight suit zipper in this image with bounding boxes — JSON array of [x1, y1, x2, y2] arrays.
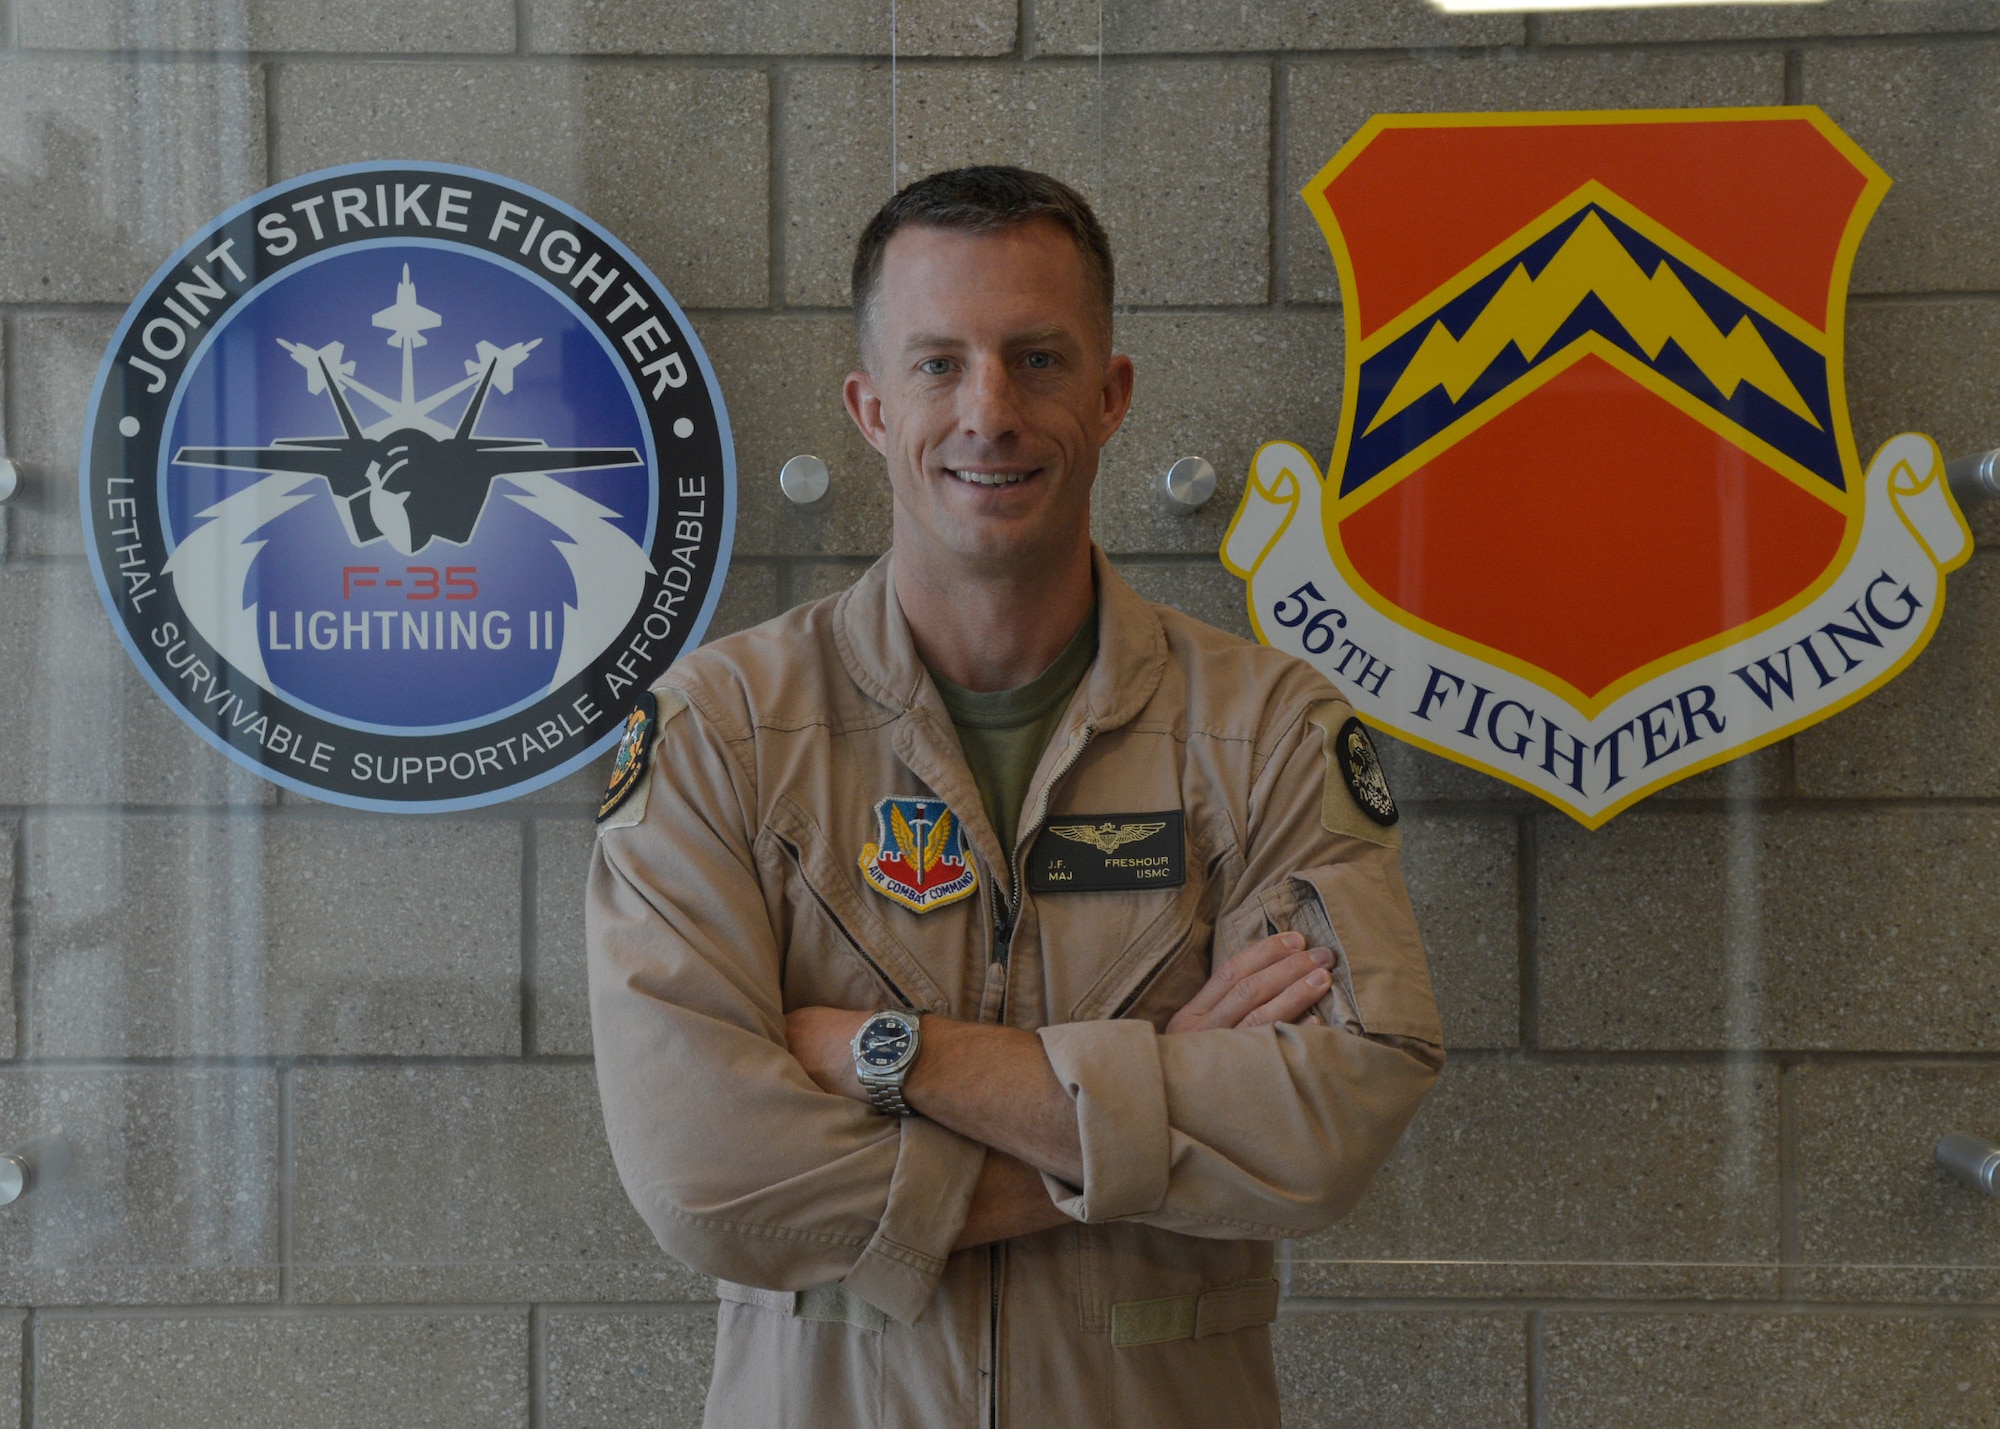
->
[[982, 719, 1094, 1428]]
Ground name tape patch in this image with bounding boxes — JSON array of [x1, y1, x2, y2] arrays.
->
[[1028, 811, 1185, 893]]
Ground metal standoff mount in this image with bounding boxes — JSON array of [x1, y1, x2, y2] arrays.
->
[[0, 1130, 71, 1206], [1161, 456, 1217, 513], [1947, 449, 2000, 505], [780, 454, 831, 506], [1936, 1132, 2000, 1198], [0, 457, 18, 505]]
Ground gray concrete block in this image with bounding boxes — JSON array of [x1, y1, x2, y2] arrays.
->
[[699, 314, 891, 559], [1793, 1064, 2000, 1301], [1274, 1310, 1526, 1429], [33, 1311, 527, 1428], [1846, 298, 2000, 548], [1374, 729, 1530, 805], [1112, 559, 1255, 643], [0, 1316, 20, 1429], [1034, 0, 1518, 52], [1097, 311, 1347, 557], [1287, 1062, 1779, 1298], [27, 814, 521, 1057], [0, 822, 13, 1061], [782, 62, 1271, 308], [544, 1308, 718, 1429], [530, 0, 1012, 54], [0, 59, 265, 302], [19, 0, 514, 50], [290, 1064, 708, 1302], [1806, 43, 2000, 295], [1284, 51, 1783, 305], [703, 560, 783, 643], [1543, 1311, 2000, 1428], [277, 64, 768, 309], [1400, 815, 1519, 1051], [9, 313, 115, 559], [0, 565, 274, 806], [1795, 552, 2000, 797], [1539, 808, 2000, 1051], [0, 1069, 277, 1306], [790, 560, 877, 606], [536, 816, 597, 1056], [1546, 0, 2000, 43]]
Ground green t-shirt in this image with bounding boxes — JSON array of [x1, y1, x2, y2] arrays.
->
[[930, 609, 1099, 857]]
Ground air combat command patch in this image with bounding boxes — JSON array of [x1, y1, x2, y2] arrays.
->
[[860, 797, 980, 913], [1223, 107, 1970, 828], [81, 162, 736, 812]]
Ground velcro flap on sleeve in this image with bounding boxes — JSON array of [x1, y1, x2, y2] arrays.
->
[[1037, 1019, 1170, 1222]]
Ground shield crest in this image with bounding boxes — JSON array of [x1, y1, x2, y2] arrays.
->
[[1224, 108, 1971, 826]]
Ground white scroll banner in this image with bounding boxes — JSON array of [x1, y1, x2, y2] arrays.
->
[[1221, 432, 1972, 826]]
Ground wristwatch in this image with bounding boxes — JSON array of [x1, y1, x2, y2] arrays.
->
[[851, 1010, 922, 1116]]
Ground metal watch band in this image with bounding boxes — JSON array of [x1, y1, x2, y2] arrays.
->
[[863, 1080, 913, 1117]]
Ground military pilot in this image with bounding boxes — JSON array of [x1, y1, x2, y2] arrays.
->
[[587, 166, 1443, 1428]]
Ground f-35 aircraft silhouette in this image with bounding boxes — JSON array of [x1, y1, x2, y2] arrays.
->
[[172, 269, 642, 555]]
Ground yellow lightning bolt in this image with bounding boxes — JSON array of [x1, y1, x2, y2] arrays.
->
[[1365, 210, 1822, 436]]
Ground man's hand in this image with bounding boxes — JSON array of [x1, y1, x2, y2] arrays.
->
[[1165, 930, 1332, 1034]]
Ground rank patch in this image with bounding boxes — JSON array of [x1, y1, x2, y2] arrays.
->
[[860, 797, 979, 913], [1333, 717, 1398, 827], [1028, 811, 1186, 893], [597, 691, 658, 824]]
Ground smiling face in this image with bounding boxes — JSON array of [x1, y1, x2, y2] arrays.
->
[[844, 220, 1134, 582]]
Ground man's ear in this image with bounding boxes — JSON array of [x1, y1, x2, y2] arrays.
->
[[843, 369, 888, 455], [1098, 352, 1136, 446]]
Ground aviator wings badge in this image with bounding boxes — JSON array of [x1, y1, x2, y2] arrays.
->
[[1223, 107, 1972, 827], [1049, 821, 1169, 855]]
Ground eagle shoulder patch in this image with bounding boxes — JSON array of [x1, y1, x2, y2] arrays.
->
[[1028, 811, 1185, 893], [1306, 701, 1401, 848]]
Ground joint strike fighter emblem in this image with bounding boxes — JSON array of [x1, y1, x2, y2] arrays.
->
[[1224, 108, 1970, 826], [82, 162, 736, 812]]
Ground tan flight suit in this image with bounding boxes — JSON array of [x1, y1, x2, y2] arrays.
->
[[587, 549, 1443, 1428]]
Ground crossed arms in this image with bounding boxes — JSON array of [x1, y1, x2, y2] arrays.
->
[[783, 929, 1340, 1249]]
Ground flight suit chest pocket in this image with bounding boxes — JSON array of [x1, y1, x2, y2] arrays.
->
[[760, 796, 950, 1015]]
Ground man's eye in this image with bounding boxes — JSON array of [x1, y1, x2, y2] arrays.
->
[[1023, 352, 1056, 370], [919, 358, 952, 376]]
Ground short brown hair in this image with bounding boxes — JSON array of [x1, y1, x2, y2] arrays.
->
[[850, 165, 1115, 357]]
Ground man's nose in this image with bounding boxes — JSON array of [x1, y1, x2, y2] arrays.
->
[[957, 354, 1024, 441]]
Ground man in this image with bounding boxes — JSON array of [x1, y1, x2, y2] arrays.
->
[[588, 166, 1442, 1428]]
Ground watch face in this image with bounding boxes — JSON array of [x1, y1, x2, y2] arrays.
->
[[858, 1016, 915, 1070]]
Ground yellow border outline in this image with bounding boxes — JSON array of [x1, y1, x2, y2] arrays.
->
[[1290, 105, 1892, 720]]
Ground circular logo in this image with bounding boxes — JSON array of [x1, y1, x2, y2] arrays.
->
[[81, 162, 735, 811]]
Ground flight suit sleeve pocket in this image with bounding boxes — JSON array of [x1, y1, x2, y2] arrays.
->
[[1290, 861, 1443, 1048]]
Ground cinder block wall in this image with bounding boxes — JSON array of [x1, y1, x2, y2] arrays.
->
[[1, 2, 1997, 1424]]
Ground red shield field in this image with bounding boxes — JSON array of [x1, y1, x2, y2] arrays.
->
[[1312, 113, 1886, 707]]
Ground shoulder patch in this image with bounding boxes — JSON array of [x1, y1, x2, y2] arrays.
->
[[597, 689, 686, 831], [1305, 701, 1401, 848]]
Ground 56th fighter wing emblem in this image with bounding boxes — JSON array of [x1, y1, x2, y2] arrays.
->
[[1048, 821, 1169, 855], [1224, 108, 1971, 827]]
